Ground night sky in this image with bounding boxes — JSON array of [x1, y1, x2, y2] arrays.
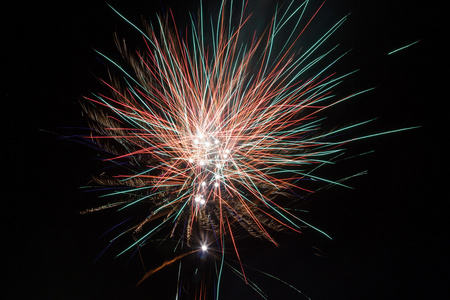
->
[[5, 0, 447, 299]]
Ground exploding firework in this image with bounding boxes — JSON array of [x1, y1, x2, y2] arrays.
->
[[79, 0, 415, 298]]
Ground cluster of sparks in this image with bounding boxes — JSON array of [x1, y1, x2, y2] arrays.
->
[[80, 0, 414, 298]]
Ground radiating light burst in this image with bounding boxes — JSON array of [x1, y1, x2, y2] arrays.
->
[[80, 0, 416, 298]]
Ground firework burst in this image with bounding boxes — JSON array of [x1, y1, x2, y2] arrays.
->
[[80, 0, 415, 298]]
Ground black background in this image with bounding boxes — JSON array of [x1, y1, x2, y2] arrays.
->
[[4, 0, 448, 299]]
